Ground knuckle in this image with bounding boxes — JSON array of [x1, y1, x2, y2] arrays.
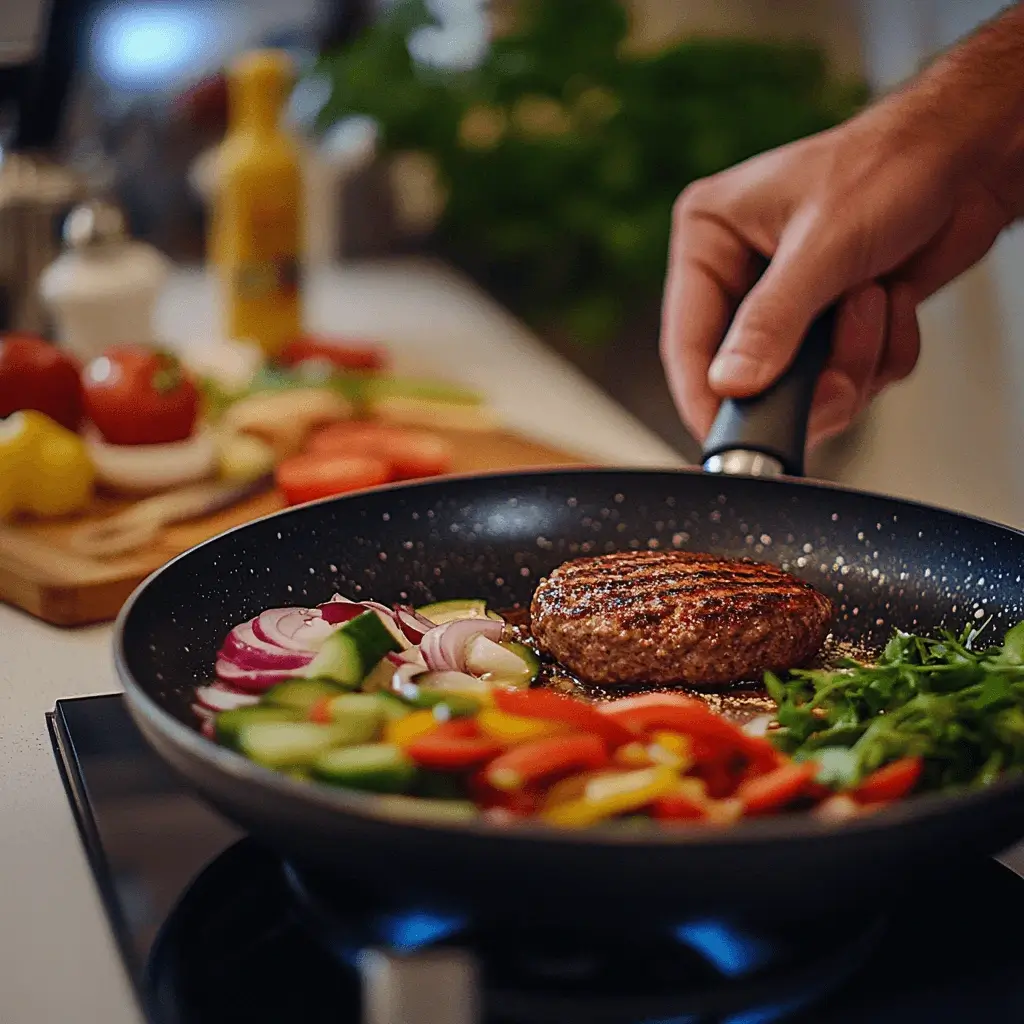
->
[[672, 178, 719, 225]]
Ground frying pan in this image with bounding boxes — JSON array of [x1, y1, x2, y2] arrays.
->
[[116, 280, 1024, 934]]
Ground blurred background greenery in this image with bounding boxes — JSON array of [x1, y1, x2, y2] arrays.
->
[[316, 0, 868, 348]]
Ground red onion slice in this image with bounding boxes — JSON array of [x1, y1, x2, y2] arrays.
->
[[318, 600, 367, 625], [219, 625, 315, 670], [256, 608, 335, 651], [195, 685, 261, 711], [215, 658, 303, 693], [395, 606, 434, 643], [440, 619, 503, 672]]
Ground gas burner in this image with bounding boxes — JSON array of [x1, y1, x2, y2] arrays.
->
[[145, 840, 877, 1024], [284, 856, 881, 1024]]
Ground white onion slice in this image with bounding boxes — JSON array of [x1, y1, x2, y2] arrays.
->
[[416, 671, 494, 696], [85, 425, 217, 493]]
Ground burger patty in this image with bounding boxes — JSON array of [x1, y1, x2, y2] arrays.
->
[[529, 550, 833, 687]]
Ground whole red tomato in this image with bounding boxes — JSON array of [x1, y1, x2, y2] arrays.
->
[[82, 346, 199, 445], [0, 334, 84, 430]]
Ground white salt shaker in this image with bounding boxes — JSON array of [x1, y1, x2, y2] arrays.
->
[[38, 200, 169, 362]]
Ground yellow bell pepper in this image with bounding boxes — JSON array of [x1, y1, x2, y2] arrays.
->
[[0, 411, 93, 519], [477, 708, 570, 745], [385, 710, 440, 749], [542, 766, 680, 829]]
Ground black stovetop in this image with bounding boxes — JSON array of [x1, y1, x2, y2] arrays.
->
[[49, 693, 1024, 1024]]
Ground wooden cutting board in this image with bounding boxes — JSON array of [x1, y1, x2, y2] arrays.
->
[[0, 429, 587, 627]]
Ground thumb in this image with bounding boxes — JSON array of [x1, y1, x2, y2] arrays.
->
[[708, 226, 847, 398]]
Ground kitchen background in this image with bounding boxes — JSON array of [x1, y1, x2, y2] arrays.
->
[[8, 0, 1024, 521]]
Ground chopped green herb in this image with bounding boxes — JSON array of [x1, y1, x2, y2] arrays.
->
[[767, 619, 1024, 792]]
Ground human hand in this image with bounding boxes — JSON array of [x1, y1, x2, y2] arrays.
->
[[660, 94, 1015, 450]]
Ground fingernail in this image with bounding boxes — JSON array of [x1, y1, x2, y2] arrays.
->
[[708, 350, 763, 391]]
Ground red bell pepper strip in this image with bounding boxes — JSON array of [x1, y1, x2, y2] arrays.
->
[[469, 772, 540, 816], [484, 734, 609, 792], [404, 719, 502, 771], [736, 762, 818, 816], [852, 757, 923, 804], [493, 688, 634, 747], [600, 694, 745, 747], [651, 791, 706, 822]]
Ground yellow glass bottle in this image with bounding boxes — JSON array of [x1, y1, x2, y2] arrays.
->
[[212, 49, 303, 358]]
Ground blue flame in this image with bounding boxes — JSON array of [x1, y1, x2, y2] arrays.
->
[[724, 995, 809, 1023], [673, 918, 775, 978], [378, 910, 466, 952]]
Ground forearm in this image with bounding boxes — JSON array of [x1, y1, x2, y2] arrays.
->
[[897, 2, 1024, 218]]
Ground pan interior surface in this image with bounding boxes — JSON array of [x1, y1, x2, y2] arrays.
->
[[121, 468, 1024, 729]]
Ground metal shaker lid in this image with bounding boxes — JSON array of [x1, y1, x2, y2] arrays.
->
[[62, 199, 127, 250]]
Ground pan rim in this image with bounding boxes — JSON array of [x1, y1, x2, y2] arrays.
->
[[114, 465, 1024, 850]]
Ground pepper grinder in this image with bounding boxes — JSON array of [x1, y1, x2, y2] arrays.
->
[[38, 199, 169, 363]]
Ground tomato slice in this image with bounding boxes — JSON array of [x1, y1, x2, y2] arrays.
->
[[275, 453, 392, 505], [279, 336, 388, 372], [736, 762, 818, 816], [307, 422, 453, 481], [852, 757, 923, 804]]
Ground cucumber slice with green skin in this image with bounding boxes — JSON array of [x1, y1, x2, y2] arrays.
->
[[263, 677, 345, 713], [237, 721, 356, 770], [214, 705, 302, 749], [398, 685, 482, 718], [374, 692, 414, 721], [303, 611, 402, 686], [416, 599, 502, 625], [501, 641, 541, 686], [312, 744, 417, 794], [463, 635, 536, 688], [361, 656, 399, 693], [318, 693, 389, 744]]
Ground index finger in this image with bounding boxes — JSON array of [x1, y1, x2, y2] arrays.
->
[[659, 203, 759, 442]]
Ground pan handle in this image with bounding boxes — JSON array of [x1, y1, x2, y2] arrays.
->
[[700, 255, 837, 479]]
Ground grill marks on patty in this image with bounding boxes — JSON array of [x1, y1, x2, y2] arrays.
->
[[529, 550, 834, 688]]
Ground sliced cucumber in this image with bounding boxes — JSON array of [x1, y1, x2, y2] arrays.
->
[[399, 684, 482, 719], [214, 705, 302, 749], [361, 656, 398, 693], [237, 721, 354, 770], [303, 610, 402, 687], [464, 635, 536, 688], [374, 691, 414, 721], [318, 693, 389, 745], [501, 641, 541, 686], [263, 677, 345, 713], [416, 599, 502, 625], [312, 744, 417, 794]]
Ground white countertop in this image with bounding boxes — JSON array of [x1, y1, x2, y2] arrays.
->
[[0, 260, 682, 1024]]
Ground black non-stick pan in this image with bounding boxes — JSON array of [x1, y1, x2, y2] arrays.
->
[[116, 284, 1024, 935]]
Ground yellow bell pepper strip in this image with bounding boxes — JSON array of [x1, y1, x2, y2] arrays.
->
[[477, 708, 570, 745], [542, 766, 679, 828], [385, 710, 439, 749], [484, 733, 609, 793], [0, 410, 93, 518], [648, 731, 693, 770]]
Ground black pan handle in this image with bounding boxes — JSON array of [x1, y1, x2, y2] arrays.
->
[[701, 255, 838, 478]]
